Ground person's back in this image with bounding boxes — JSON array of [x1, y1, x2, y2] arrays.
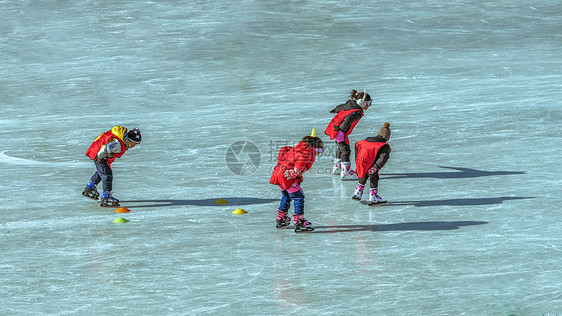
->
[[352, 122, 391, 205], [325, 89, 372, 180]]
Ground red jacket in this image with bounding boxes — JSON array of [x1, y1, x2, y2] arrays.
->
[[269, 142, 316, 189], [355, 140, 391, 178], [85, 126, 127, 168], [325, 108, 363, 145]]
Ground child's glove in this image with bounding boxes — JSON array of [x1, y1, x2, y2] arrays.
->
[[284, 169, 298, 180], [367, 166, 378, 175]]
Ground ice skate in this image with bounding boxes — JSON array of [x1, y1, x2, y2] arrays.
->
[[332, 158, 342, 175], [340, 162, 358, 181], [100, 191, 120, 207], [352, 184, 365, 201], [82, 181, 100, 200], [293, 214, 314, 232], [368, 188, 387, 206], [276, 210, 291, 228]]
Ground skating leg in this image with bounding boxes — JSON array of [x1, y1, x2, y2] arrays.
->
[[352, 183, 365, 200], [368, 188, 386, 205], [332, 158, 342, 175], [293, 214, 314, 232], [82, 181, 100, 200], [276, 210, 291, 228], [341, 162, 358, 181], [100, 191, 120, 207]]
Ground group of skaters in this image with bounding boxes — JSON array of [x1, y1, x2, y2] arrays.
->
[[270, 89, 391, 232], [81, 89, 391, 232]]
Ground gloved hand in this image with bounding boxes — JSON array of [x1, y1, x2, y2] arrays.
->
[[367, 166, 378, 175], [284, 169, 298, 180], [330, 109, 337, 113], [333, 125, 341, 131]]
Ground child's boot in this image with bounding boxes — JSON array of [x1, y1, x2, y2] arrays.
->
[[332, 158, 342, 175], [340, 162, 358, 181], [352, 183, 365, 200], [276, 210, 291, 228], [100, 191, 120, 207], [293, 214, 314, 232], [82, 181, 100, 200], [368, 188, 386, 205]]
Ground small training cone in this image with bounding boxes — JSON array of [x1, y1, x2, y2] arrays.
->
[[232, 208, 247, 215], [215, 198, 229, 205], [311, 128, 317, 137], [113, 217, 129, 223], [115, 207, 130, 213]]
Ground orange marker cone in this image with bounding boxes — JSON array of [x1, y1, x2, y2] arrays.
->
[[116, 207, 131, 213]]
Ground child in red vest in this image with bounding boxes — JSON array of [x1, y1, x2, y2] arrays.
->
[[352, 122, 391, 205], [270, 136, 324, 232], [325, 89, 372, 181], [82, 126, 141, 207]]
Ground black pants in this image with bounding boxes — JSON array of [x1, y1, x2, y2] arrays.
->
[[90, 161, 113, 192], [335, 141, 351, 162], [358, 171, 379, 189]]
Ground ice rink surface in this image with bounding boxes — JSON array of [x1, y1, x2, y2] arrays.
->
[[1, 1, 561, 315]]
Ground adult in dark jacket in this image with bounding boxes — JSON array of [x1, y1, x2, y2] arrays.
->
[[352, 122, 391, 205], [324, 89, 372, 181]]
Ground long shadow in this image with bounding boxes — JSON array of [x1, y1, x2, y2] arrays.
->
[[384, 166, 525, 180], [120, 197, 277, 208], [313, 221, 488, 233], [387, 196, 534, 207]]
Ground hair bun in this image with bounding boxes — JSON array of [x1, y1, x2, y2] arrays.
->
[[383, 122, 390, 128]]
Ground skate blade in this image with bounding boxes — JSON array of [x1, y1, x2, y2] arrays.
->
[[276, 224, 292, 229], [294, 227, 315, 232], [100, 203, 120, 208], [82, 191, 99, 200], [351, 196, 361, 201], [360, 200, 387, 206]]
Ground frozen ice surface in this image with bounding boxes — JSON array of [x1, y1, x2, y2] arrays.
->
[[1, 1, 561, 315]]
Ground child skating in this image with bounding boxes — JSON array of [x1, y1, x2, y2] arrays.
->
[[352, 122, 391, 205], [269, 135, 324, 232], [325, 89, 372, 180], [82, 126, 141, 207]]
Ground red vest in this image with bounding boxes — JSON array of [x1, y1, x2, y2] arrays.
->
[[324, 108, 363, 145], [269, 142, 316, 189], [355, 140, 391, 178], [85, 127, 127, 167]]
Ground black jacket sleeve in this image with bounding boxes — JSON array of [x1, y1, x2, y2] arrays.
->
[[374, 146, 391, 170], [339, 110, 362, 132]]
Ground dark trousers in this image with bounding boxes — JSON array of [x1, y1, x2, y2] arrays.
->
[[90, 161, 113, 192], [335, 141, 351, 162], [358, 171, 379, 189], [278, 189, 305, 215]]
